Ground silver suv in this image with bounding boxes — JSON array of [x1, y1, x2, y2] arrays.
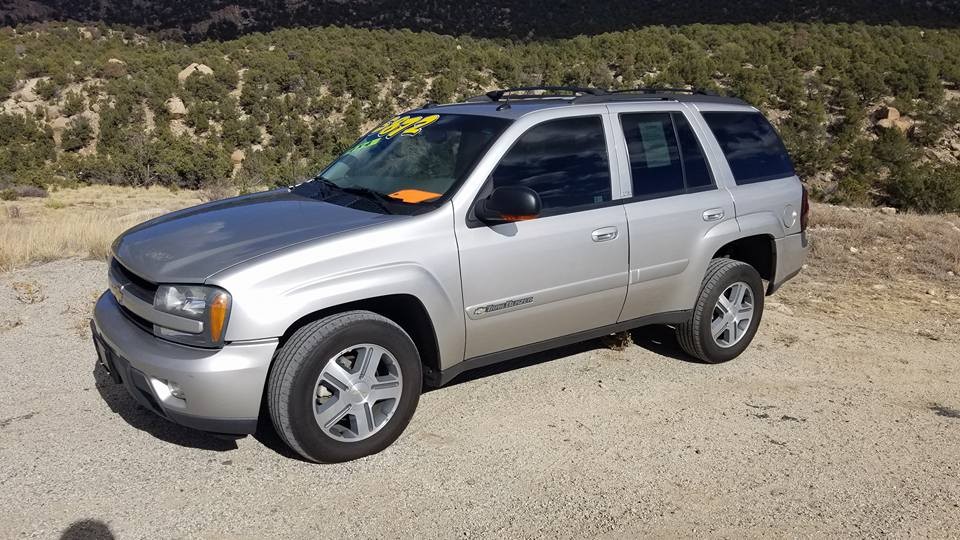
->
[[91, 87, 809, 462]]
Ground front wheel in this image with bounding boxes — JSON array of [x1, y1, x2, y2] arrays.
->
[[676, 258, 765, 364], [267, 310, 422, 463]]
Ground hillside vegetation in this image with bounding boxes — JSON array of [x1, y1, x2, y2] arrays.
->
[[2, 23, 960, 211]]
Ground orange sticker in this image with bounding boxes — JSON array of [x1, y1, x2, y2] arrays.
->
[[388, 189, 442, 203]]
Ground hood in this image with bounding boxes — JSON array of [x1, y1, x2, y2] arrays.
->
[[112, 189, 401, 283]]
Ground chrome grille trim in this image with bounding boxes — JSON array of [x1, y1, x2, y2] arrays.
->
[[108, 258, 204, 335]]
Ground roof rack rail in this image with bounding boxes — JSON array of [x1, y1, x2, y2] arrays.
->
[[470, 86, 605, 102], [607, 87, 719, 96]]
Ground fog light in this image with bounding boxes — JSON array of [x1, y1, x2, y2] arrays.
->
[[167, 380, 185, 400]]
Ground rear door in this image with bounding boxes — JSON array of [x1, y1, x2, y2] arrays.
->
[[607, 103, 737, 321], [454, 112, 630, 359]]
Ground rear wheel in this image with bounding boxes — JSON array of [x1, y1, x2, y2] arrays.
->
[[676, 258, 765, 363], [268, 310, 422, 463]]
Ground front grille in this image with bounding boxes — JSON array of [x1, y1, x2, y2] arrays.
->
[[119, 303, 155, 334], [110, 258, 158, 299], [109, 258, 157, 333]]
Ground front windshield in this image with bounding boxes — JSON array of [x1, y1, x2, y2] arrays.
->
[[297, 113, 511, 212]]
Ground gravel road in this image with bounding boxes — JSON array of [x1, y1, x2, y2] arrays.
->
[[2, 259, 959, 538]]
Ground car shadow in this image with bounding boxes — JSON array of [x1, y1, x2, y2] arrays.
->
[[93, 360, 239, 452], [429, 338, 604, 390], [250, 395, 313, 463], [630, 324, 708, 363], [428, 324, 704, 390]]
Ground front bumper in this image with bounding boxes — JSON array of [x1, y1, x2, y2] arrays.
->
[[92, 291, 278, 434]]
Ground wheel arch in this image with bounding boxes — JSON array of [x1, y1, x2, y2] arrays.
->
[[275, 294, 442, 379], [711, 233, 776, 287]]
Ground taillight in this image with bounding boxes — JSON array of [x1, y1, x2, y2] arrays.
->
[[800, 185, 810, 232]]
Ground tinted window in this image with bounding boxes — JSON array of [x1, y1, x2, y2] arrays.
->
[[702, 112, 795, 185], [673, 113, 713, 190], [491, 116, 611, 213], [619, 112, 715, 199], [620, 113, 684, 199]]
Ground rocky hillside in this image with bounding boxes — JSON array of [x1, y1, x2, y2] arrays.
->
[[1, 23, 960, 211], [3, 1, 960, 39]]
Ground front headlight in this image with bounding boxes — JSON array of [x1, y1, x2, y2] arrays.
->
[[153, 284, 231, 347]]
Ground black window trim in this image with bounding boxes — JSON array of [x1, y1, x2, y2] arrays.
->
[[616, 110, 718, 205], [673, 111, 719, 191], [671, 112, 689, 192], [466, 114, 617, 228]]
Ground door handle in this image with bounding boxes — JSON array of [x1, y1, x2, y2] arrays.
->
[[591, 226, 619, 242], [702, 208, 724, 221]]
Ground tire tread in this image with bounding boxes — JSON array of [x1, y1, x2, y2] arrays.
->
[[267, 310, 401, 462], [676, 258, 752, 362]]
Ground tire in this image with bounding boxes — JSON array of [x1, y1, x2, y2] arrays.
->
[[676, 258, 765, 364], [267, 310, 422, 463]]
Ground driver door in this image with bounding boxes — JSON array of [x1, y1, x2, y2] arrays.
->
[[455, 113, 629, 359]]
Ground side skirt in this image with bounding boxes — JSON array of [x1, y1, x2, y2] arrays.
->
[[425, 310, 691, 387]]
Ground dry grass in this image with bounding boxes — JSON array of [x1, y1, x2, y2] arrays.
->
[[0, 185, 200, 272], [808, 203, 960, 282], [776, 203, 960, 339]]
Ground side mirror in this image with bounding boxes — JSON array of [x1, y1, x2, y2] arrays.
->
[[475, 186, 542, 224]]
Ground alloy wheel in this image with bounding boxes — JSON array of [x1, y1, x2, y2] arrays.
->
[[711, 281, 755, 348], [312, 344, 403, 442]]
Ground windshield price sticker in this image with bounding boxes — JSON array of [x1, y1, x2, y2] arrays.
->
[[374, 114, 440, 139]]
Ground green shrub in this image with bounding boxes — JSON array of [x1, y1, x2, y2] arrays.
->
[[0, 113, 54, 181], [61, 117, 94, 152], [184, 74, 228, 103], [0, 189, 18, 201], [0, 69, 16, 99], [884, 165, 960, 213], [428, 75, 457, 103], [61, 91, 85, 116], [35, 79, 57, 100]]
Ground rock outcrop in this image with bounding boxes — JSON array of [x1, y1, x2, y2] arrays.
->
[[876, 105, 914, 133], [165, 96, 187, 117], [177, 63, 214, 83]]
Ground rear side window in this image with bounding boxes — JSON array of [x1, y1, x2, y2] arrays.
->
[[702, 112, 795, 185], [492, 116, 611, 214], [619, 112, 715, 200]]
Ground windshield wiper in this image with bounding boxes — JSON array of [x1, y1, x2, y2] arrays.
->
[[292, 176, 341, 199], [338, 186, 396, 214], [294, 176, 396, 214]]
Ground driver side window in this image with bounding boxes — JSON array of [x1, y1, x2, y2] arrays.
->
[[490, 116, 611, 216]]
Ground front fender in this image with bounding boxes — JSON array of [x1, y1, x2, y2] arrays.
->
[[210, 206, 465, 369]]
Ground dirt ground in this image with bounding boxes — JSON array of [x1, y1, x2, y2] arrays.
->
[[1, 212, 960, 537]]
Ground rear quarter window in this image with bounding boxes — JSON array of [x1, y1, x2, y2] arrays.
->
[[702, 112, 796, 185]]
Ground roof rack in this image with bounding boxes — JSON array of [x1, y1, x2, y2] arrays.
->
[[575, 87, 744, 106], [459, 86, 747, 107], [607, 87, 718, 96], [468, 86, 605, 102]]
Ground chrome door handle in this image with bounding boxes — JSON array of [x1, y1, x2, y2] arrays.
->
[[702, 208, 724, 221], [591, 227, 619, 242]]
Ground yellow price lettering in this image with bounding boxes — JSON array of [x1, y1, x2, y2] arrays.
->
[[374, 114, 441, 139], [401, 114, 440, 136]]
